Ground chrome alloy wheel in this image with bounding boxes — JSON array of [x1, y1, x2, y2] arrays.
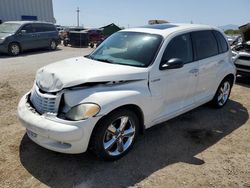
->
[[217, 81, 231, 106], [11, 44, 20, 55], [103, 116, 136, 156]]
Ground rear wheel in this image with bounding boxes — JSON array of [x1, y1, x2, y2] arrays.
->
[[212, 78, 232, 108], [90, 109, 139, 160], [8, 43, 21, 56], [49, 40, 57, 50], [63, 40, 68, 46]]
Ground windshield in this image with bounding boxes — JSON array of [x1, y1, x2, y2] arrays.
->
[[89, 32, 163, 67], [0, 23, 21, 33]]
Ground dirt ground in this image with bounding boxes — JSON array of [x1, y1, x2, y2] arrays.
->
[[0, 46, 250, 188]]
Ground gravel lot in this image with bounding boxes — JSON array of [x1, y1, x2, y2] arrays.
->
[[0, 46, 250, 188]]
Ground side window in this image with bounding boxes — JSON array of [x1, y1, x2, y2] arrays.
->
[[192, 30, 219, 60], [21, 24, 33, 33], [43, 24, 56, 32], [162, 33, 193, 64], [32, 24, 44, 32], [49, 24, 56, 31], [213, 30, 229, 53]]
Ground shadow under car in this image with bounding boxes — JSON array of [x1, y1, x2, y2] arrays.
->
[[19, 100, 248, 188]]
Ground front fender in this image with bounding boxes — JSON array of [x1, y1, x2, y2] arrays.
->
[[63, 82, 152, 124]]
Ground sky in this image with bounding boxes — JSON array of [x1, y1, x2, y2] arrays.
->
[[53, 0, 250, 28]]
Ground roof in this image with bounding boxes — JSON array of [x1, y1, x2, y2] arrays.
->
[[121, 23, 219, 38], [4, 21, 54, 25]]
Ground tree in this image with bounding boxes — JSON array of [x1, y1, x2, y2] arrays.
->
[[224, 29, 240, 35]]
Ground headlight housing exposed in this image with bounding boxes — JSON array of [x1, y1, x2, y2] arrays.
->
[[65, 103, 100, 121]]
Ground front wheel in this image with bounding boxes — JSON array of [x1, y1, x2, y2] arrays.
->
[[212, 78, 232, 108], [8, 43, 21, 56], [90, 109, 139, 160]]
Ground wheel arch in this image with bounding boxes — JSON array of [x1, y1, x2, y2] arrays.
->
[[8, 41, 22, 51], [223, 73, 235, 85], [88, 104, 145, 150], [97, 104, 145, 134]]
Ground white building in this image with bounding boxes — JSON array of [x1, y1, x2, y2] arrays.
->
[[0, 0, 55, 23]]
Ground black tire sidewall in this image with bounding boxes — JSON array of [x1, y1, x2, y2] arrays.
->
[[212, 78, 232, 108], [50, 40, 57, 50], [91, 109, 139, 160]]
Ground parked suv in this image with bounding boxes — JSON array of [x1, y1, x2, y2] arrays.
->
[[18, 24, 235, 160], [0, 21, 59, 56]]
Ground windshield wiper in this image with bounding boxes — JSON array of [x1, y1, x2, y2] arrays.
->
[[93, 57, 115, 64]]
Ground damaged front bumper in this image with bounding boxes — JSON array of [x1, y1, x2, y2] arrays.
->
[[17, 93, 101, 154]]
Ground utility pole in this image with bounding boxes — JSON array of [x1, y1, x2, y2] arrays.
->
[[76, 7, 80, 27]]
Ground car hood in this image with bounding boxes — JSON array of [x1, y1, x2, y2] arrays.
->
[[0, 32, 11, 39], [36, 57, 148, 92], [239, 23, 250, 42]]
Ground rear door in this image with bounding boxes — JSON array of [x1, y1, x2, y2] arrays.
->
[[191, 30, 220, 103], [32, 23, 48, 48]]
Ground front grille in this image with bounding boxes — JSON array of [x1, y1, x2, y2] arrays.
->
[[30, 86, 59, 114], [238, 56, 250, 61], [235, 64, 250, 70]]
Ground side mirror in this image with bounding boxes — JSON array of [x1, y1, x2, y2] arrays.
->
[[160, 58, 184, 70], [20, 30, 26, 35]]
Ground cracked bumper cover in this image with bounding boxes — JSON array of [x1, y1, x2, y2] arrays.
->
[[17, 93, 100, 154]]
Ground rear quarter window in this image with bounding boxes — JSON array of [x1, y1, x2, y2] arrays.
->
[[192, 30, 219, 60], [213, 30, 229, 53]]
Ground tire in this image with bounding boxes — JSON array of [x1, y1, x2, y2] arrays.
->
[[49, 40, 57, 50], [90, 109, 139, 160], [211, 78, 233, 108], [90, 43, 94, 48], [8, 43, 21, 56], [63, 40, 68, 46]]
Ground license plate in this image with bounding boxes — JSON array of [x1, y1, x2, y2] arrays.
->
[[27, 129, 37, 138]]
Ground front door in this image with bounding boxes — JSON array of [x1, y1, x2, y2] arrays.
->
[[16, 24, 37, 50], [149, 33, 198, 123]]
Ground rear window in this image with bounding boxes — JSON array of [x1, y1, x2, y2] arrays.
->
[[192, 30, 219, 60], [213, 30, 229, 53]]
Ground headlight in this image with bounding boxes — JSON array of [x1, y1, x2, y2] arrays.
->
[[65, 103, 100, 121]]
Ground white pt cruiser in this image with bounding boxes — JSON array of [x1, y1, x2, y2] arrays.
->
[[18, 24, 236, 160]]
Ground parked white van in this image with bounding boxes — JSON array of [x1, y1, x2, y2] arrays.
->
[[18, 23, 236, 160]]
